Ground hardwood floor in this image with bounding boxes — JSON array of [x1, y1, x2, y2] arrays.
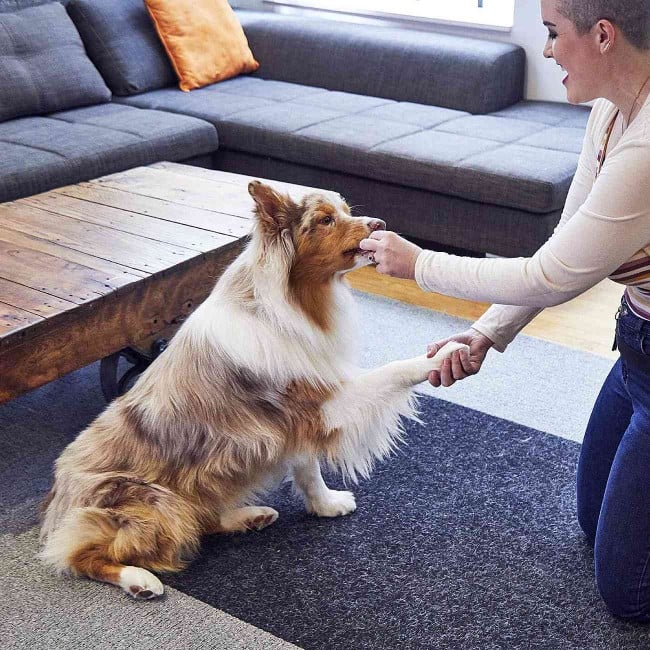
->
[[347, 266, 622, 360]]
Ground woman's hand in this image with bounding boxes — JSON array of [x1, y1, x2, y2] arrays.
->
[[359, 231, 422, 280], [427, 329, 494, 387]]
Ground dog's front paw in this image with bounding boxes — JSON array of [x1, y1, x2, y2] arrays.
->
[[432, 341, 470, 362], [307, 490, 357, 517], [401, 342, 470, 385], [420, 342, 470, 377]]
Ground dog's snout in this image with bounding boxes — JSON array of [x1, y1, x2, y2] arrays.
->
[[369, 218, 386, 232]]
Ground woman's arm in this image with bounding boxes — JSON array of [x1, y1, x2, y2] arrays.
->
[[470, 116, 599, 352]]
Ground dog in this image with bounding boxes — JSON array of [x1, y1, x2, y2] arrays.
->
[[40, 181, 467, 599]]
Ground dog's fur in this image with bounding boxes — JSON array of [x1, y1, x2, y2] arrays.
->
[[40, 181, 465, 599]]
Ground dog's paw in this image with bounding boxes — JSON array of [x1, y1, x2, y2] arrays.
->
[[307, 490, 357, 517], [401, 342, 470, 385], [243, 506, 279, 531], [430, 341, 470, 365], [120, 566, 164, 600], [218, 506, 279, 533], [419, 342, 470, 376], [438, 341, 469, 354]]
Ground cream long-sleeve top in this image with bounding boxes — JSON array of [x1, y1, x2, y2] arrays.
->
[[414, 96, 650, 352]]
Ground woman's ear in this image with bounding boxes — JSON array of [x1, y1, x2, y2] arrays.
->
[[596, 19, 616, 54]]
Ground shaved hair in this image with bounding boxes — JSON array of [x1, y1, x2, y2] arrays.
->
[[557, 0, 650, 49]]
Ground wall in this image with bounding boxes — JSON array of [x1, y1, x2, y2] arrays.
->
[[232, 0, 569, 103]]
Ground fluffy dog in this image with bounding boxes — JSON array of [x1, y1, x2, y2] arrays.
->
[[40, 181, 466, 599]]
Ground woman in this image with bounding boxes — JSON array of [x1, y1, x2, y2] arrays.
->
[[360, 0, 650, 620]]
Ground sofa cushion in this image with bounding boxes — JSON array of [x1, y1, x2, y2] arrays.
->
[[144, 0, 259, 92], [0, 104, 218, 202], [0, 2, 111, 122], [372, 120, 584, 214], [66, 0, 176, 96], [119, 79, 590, 214], [237, 11, 524, 115], [116, 78, 327, 118]]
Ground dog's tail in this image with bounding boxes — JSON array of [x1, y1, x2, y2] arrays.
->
[[40, 478, 200, 597]]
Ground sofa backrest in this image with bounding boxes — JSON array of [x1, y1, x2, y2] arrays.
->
[[66, 0, 177, 96], [0, 1, 111, 122], [238, 11, 525, 115]]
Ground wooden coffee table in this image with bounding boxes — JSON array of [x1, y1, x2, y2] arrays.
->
[[0, 162, 328, 403]]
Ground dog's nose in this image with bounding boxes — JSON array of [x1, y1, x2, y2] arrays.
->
[[369, 218, 386, 231]]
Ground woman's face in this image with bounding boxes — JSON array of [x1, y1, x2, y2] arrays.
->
[[541, 0, 603, 103]]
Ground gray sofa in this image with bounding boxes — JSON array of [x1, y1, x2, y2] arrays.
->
[[0, 0, 591, 256]]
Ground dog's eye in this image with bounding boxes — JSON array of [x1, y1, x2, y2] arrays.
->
[[320, 216, 335, 226]]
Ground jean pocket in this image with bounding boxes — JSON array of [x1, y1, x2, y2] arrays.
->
[[642, 333, 650, 356]]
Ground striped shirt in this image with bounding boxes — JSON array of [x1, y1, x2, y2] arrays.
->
[[611, 249, 650, 319], [414, 96, 650, 352], [600, 107, 650, 320]]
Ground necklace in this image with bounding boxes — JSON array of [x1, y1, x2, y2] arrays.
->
[[596, 70, 650, 179], [623, 71, 650, 131], [596, 111, 618, 179]]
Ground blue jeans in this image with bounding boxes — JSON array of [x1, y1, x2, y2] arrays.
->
[[577, 296, 650, 620]]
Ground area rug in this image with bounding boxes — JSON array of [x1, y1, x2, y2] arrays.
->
[[163, 395, 650, 650], [3, 291, 645, 650]]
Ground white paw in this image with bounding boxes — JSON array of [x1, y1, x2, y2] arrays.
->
[[242, 506, 279, 531], [119, 566, 164, 600], [427, 341, 470, 371], [219, 506, 279, 533], [403, 343, 471, 385], [307, 490, 357, 517]]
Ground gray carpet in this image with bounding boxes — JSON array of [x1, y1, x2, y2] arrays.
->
[[2, 529, 298, 650], [354, 291, 614, 443], [0, 291, 624, 648]]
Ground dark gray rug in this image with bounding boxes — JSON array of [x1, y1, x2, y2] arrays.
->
[[165, 397, 650, 649]]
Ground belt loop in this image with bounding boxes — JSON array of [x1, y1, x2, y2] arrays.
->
[[612, 305, 621, 351]]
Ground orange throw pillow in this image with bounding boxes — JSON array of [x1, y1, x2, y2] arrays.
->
[[145, 0, 259, 92]]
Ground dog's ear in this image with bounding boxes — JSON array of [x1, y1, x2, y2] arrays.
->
[[248, 181, 296, 235]]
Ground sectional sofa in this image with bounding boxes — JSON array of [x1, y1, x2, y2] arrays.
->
[[0, 0, 591, 256]]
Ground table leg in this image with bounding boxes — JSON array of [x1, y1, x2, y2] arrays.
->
[[99, 339, 168, 402]]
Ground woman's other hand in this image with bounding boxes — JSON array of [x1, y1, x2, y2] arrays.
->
[[427, 329, 494, 387], [359, 231, 422, 279]]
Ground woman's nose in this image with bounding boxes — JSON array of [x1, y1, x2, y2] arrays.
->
[[543, 41, 553, 59]]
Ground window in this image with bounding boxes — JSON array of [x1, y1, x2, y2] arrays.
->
[[263, 0, 516, 31]]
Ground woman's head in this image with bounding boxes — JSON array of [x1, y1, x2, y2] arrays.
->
[[557, 0, 650, 50], [541, 0, 650, 104]]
